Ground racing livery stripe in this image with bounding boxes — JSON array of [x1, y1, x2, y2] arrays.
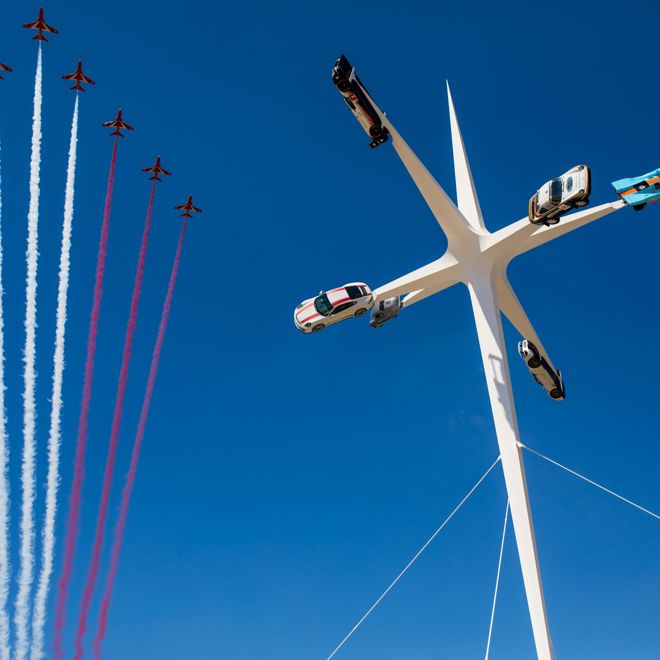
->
[[298, 311, 322, 322], [621, 176, 660, 196]]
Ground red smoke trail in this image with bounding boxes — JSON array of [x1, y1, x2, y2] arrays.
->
[[93, 220, 187, 658], [54, 138, 119, 659], [74, 182, 158, 659]]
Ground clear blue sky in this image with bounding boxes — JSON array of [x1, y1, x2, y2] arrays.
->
[[0, 1, 658, 658]]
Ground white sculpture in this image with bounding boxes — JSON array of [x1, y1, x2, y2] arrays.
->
[[367, 82, 626, 659]]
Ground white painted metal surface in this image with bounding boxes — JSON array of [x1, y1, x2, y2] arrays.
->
[[366, 84, 627, 658]]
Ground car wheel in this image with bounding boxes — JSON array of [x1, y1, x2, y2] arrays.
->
[[312, 324, 325, 333], [527, 357, 541, 369], [354, 308, 367, 317], [369, 125, 383, 138], [633, 203, 647, 212], [550, 388, 563, 399], [546, 217, 560, 226], [575, 198, 589, 207], [337, 79, 350, 92]]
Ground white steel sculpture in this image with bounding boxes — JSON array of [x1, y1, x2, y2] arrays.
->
[[361, 83, 626, 659]]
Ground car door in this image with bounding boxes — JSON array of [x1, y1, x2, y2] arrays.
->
[[347, 285, 373, 310], [330, 301, 357, 323]]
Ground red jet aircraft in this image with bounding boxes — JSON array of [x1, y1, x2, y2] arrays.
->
[[174, 195, 202, 218], [23, 8, 58, 41], [102, 109, 134, 137], [62, 61, 95, 92], [0, 63, 11, 80], [143, 156, 172, 182]]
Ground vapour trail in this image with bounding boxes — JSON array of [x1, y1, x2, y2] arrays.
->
[[15, 45, 43, 660], [54, 137, 119, 660], [74, 182, 158, 659], [94, 220, 188, 658], [30, 95, 79, 660], [0, 139, 12, 660]]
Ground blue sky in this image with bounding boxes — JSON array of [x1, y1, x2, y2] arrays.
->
[[0, 0, 658, 658]]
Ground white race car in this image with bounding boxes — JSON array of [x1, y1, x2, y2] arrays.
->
[[332, 55, 389, 149], [528, 165, 591, 226], [518, 339, 565, 400], [294, 283, 373, 333]]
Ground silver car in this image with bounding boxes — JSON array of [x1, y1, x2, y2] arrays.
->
[[369, 296, 402, 327], [518, 339, 565, 400], [528, 165, 591, 226]]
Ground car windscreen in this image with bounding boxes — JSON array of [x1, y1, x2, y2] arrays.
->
[[346, 285, 363, 300], [550, 179, 562, 202], [314, 293, 333, 316], [336, 55, 351, 76]]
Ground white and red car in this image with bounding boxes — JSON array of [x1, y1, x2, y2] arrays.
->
[[294, 283, 373, 333]]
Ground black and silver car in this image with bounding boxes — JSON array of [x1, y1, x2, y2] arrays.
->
[[518, 339, 565, 400], [332, 55, 389, 149], [369, 296, 402, 327]]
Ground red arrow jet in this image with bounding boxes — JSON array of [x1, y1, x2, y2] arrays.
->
[[0, 63, 11, 80], [62, 61, 95, 92], [102, 109, 134, 137], [174, 195, 202, 218], [23, 8, 58, 41], [142, 156, 172, 182]]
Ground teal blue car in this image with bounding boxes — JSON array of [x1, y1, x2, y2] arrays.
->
[[611, 168, 660, 211]]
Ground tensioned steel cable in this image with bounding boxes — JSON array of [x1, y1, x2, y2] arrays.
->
[[327, 456, 501, 659], [520, 443, 659, 521], [485, 500, 509, 660]]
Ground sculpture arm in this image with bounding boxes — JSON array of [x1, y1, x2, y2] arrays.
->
[[358, 82, 474, 245], [488, 200, 626, 258], [373, 252, 460, 301], [495, 272, 559, 374]]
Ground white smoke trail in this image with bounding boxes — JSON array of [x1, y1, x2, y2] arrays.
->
[[30, 96, 78, 660], [0, 139, 12, 660], [15, 45, 43, 660]]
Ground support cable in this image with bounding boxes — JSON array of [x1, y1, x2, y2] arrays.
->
[[485, 500, 509, 660], [327, 456, 501, 660], [519, 443, 659, 521]]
